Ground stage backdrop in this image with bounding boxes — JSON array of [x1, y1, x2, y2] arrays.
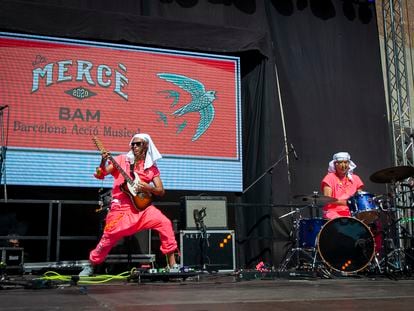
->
[[0, 0, 392, 268], [0, 32, 242, 191]]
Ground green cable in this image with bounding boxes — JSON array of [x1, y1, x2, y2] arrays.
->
[[400, 217, 414, 224], [39, 269, 133, 285]]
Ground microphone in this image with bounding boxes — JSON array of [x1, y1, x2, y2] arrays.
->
[[199, 207, 207, 219], [290, 143, 299, 160], [354, 238, 370, 258], [193, 209, 200, 230], [193, 209, 200, 222], [0, 105, 9, 111]]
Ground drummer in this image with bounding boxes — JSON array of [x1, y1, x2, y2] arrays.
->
[[321, 152, 364, 220]]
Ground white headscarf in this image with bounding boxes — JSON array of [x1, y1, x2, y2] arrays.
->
[[126, 133, 162, 169], [328, 151, 357, 179]]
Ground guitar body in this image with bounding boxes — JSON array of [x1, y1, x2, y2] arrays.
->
[[91, 136, 153, 211], [120, 172, 153, 211]]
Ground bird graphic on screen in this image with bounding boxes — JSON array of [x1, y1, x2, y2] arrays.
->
[[155, 111, 168, 126], [158, 90, 180, 107], [157, 73, 217, 141]]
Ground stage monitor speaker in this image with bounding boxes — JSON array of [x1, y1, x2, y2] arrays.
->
[[181, 196, 227, 229]]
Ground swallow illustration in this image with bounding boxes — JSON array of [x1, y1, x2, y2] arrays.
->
[[158, 90, 180, 107], [155, 111, 168, 126], [157, 73, 217, 141], [176, 121, 187, 134]]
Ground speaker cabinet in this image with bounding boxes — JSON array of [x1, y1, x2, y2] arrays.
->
[[180, 196, 227, 229], [1, 247, 24, 268], [180, 230, 235, 272]]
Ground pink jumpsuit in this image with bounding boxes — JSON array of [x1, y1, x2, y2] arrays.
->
[[89, 154, 178, 265]]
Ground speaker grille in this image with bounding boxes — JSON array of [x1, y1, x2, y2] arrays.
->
[[181, 196, 227, 229]]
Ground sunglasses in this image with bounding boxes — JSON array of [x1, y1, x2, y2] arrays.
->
[[335, 160, 349, 165], [131, 141, 145, 147]]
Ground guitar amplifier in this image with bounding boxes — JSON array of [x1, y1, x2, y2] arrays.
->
[[180, 196, 227, 229], [180, 230, 235, 272]]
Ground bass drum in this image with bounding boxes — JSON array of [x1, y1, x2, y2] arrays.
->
[[317, 217, 375, 273]]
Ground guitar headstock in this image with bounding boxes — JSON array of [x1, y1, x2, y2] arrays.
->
[[92, 136, 107, 154]]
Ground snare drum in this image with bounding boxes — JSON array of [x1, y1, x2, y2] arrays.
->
[[317, 217, 375, 273], [348, 191, 379, 224], [298, 218, 326, 249]]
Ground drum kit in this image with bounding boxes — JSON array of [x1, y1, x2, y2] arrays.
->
[[279, 165, 414, 277]]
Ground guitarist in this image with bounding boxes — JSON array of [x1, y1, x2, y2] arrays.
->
[[83, 133, 179, 275]]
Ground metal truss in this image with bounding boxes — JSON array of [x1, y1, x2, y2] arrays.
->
[[382, 0, 414, 250], [382, 0, 414, 167]]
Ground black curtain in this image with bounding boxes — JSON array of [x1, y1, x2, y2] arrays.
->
[[0, 0, 391, 268], [268, 0, 391, 196]]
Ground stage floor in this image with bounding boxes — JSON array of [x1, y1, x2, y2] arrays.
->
[[1, 271, 414, 310]]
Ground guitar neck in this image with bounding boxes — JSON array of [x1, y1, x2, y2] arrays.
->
[[92, 136, 135, 185], [108, 154, 133, 184]]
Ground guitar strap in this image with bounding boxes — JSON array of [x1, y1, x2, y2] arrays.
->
[[129, 163, 135, 180]]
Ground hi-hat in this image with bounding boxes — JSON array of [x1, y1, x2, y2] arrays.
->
[[370, 165, 414, 183], [293, 194, 337, 205]]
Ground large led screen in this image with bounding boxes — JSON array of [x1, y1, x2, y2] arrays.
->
[[0, 33, 242, 191]]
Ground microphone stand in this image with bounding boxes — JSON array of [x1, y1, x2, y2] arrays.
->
[[242, 146, 297, 271], [194, 208, 209, 272], [243, 147, 296, 194]]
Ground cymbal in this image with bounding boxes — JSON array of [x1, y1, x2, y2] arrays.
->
[[370, 165, 414, 183], [293, 194, 337, 205]]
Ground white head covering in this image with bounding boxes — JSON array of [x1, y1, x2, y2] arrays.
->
[[126, 133, 162, 169], [328, 152, 357, 179]]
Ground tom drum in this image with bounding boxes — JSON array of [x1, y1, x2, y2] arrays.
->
[[348, 191, 379, 224], [298, 218, 326, 249]]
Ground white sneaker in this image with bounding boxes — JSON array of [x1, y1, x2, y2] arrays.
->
[[169, 264, 181, 273], [79, 264, 93, 276]]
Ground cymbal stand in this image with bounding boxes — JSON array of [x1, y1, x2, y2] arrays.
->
[[380, 216, 414, 275], [379, 217, 405, 276], [369, 166, 414, 276], [378, 186, 411, 276], [394, 182, 414, 274], [278, 206, 315, 271], [374, 182, 396, 271]]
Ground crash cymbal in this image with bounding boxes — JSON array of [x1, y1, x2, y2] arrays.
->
[[293, 194, 337, 205], [370, 165, 414, 183]]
